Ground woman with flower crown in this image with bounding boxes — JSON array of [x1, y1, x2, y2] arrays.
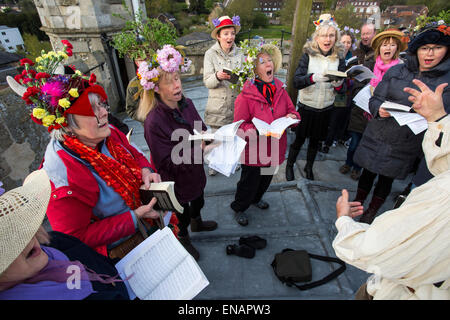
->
[[203, 15, 244, 176], [285, 14, 346, 182], [7, 40, 179, 259], [137, 44, 218, 261], [230, 41, 300, 227]]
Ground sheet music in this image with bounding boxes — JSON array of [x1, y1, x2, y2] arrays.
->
[[115, 227, 209, 300], [252, 117, 299, 138], [389, 110, 428, 135], [353, 84, 372, 114], [347, 65, 376, 82], [206, 135, 247, 177]]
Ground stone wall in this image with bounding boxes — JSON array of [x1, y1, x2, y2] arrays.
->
[[0, 88, 50, 191], [33, 0, 146, 113]]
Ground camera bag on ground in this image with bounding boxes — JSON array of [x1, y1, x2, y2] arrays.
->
[[271, 248, 346, 290]]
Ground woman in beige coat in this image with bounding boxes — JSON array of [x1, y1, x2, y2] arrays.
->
[[203, 15, 244, 175]]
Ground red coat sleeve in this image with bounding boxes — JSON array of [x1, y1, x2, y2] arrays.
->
[[234, 93, 258, 133], [46, 185, 136, 255]]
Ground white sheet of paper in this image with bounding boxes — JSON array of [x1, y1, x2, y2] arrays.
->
[[407, 119, 428, 135], [206, 135, 247, 177], [388, 110, 428, 135], [353, 84, 372, 114], [381, 101, 411, 112]]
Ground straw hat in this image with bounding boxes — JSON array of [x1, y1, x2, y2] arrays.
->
[[371, 29, 408, 53], [259, 43, 282, 73], [211, 15, 241, 39], [0, 170, 51, 274]]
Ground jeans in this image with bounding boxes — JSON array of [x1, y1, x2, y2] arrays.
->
[[345, 131, 362, 171]]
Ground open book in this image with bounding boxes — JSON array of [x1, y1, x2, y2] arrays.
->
[[115, 227, 209, 300], [223, 67, 241, 84], [380, 101, 411, 112], [325, 65, 375, 82], [140, 182, 184, 214], [189, 120, 244, 141], [252, 117, 300, 139], [353, 84, 373, 114], [346, 56, 359, 68]]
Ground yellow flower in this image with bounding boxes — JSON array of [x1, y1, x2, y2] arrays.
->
[[58, 98, 71, 109], [57, 51, 68, 59], [75, 70, 82, 76], [68, 88, 79, 98], [42, 54, 48, 59], [48, 51, 57, 58], [37, 66, 45, 71], [35, 56, 42, 63], [32, 108, 46, 119], [55, 117, 66, 125], [42, 115, 56, 127]]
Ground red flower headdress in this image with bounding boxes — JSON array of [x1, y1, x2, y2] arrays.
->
[[7, 40, 101, 132]]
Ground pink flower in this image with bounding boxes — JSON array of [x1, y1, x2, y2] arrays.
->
[[41, 81, 65, 107], [156, 45, 183, 73]]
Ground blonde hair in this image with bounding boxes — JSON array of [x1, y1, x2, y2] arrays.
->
[[135, 69, 180, 122], [308, 25, 344, 59]]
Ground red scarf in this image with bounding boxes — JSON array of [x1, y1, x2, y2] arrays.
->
[[63, 135, 142, 210]]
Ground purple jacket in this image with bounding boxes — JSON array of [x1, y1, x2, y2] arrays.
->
[[144, 97, 207, 204]]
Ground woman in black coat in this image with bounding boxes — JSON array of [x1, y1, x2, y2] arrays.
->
[[353, 23, 450, 224]]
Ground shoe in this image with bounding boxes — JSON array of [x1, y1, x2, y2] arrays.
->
[[304, 163, 314, 180], [359, 195, 385, 225], [353, 188, 369, 205], [226, 244, 255, 259], [285, 163, 295, 181], [331, 141, 337, 147], [178, 235, 200, 261], [239, 235, 267, 250], [350, 169, 361, 180], [285, 146, 300, 181], [208, 168, 217, 176], [252, 200, 269, 210], [190, 217, 218, 232], [234, 211, 249, 226], [339, 164, 351, 174], [321, 145, 329, 154]]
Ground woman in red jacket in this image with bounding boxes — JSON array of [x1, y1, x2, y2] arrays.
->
[[231, 43, 300, 226], [7, 42, 173, 258]]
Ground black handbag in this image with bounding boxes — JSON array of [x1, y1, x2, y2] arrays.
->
[[271, 248, 346, 290]]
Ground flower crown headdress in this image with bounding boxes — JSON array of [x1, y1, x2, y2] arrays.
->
[[7, 40, 102, 132], [313, 14, 339, 30], [229, 39, 280, 93], [137, 44, 192, 92]]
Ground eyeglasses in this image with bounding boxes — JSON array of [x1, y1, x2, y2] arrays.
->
[[418, 46, 445, 54], [94, 101, 110, 114], [319, 34, 336, 39]]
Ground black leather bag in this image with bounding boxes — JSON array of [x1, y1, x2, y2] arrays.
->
[[271, 248, 346, 290]]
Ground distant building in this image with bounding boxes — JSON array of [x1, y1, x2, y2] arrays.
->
[[0, 26, 24, 53], [0, 50, 22, 85], [381, 5, 428, 30], [336, 1, 380, 19], [312, 0, 325, 16], [257, 0, 284, 18]]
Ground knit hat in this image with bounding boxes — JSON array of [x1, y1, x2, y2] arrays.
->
[[6, 40, 105, 132], [371, 29, 408, 53], [408, 22, 450, 54], [211, 15, 241, 39], [0, 170, 51, 275]]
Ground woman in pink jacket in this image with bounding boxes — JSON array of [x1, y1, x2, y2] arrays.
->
[[231, 43, 300, 226]]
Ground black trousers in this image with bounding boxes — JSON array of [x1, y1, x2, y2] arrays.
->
[[231, 165, 273, 213], [358, 169, 394, 200], [290, 135, 320, 164], [177, 193, 204, 237]]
